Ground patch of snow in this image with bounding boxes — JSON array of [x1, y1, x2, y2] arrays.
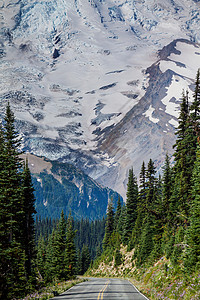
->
[[143, 105, 159, 123], [161, 75, 193, 118], [159, 43, 200, 79], [168, 42, 200, 78], [169, 119, 179, 127]]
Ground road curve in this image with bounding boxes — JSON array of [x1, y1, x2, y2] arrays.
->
[[51, 277, 149, 300]]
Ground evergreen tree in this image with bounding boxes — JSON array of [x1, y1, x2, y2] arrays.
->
[[171, 91, 191, 223], [190, 69, 200, 136], [136, 215, 154, 266], [165, 233, 175, 259], [0, 123, 5, 171], [139, 161, 146, 199], [184, 140, 200, 272], [114, 196, 122, 230], [171, 226, 184, 265], [155, 174, 163, 205], [103, 198, 115, 249], [117, 204, 126, 237], [76, 249, 82, 275], [0, 103, 26, 299], [131, 162, 147, 247], [146, 159, 157, 210], [21, 159, 36, 279], [80, 244, 91, 274], [95, 243, 102, 258], [65, 213, 76, 278], [152, 174, 163, 253], [54, 210, 67, 280], [130, 208, 143, 248], [44, 229, 57, 282], [0, 123, 8, 298], [161, 154, 174, 253], [3, 102, 24, 242], [114, 248, 122, 267], [123, 168, 138, 242], [171, 89, 200, 226], [138, 159, 163, 262], [36, 235, 46, 280], [162, 153, 172, 221]]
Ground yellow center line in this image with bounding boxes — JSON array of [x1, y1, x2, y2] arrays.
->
[[97, 280, 110, 300]]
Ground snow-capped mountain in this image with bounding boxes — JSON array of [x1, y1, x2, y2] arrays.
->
[[1, 0, 200, 198]]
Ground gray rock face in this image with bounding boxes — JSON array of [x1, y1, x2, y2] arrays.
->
[[0, 0, 200, 200]]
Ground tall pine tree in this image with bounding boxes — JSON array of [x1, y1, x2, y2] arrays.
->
[[171, 91, 191, 223], [0, 103, 26, 299], [103, 198, 114, 250], [21, 159, 36, 280], [190, 69, 200, 136], [162, 153, 172, 221], [130, 162, 146, 248], [114, 196, 122, 230], [0, 103, 37, 298], [54, 210, 67, 280], [184, 140, 200, 272], [65, 212, 76, 278], [123, 168, 138, 243]]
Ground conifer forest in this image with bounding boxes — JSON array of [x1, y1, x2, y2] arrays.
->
[[0, 71, 200, 299]]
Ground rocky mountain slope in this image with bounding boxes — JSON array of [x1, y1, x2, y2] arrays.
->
[[21, 153, 121, 219], [1, 0, 200, 198]]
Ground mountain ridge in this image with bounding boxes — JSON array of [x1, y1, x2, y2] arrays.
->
[[20, 153, 121, 220]]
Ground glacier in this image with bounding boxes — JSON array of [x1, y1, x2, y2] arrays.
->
[[0, 0, 200, 198]]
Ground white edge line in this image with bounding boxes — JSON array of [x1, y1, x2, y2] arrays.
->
[[127, 279, 150, 300]]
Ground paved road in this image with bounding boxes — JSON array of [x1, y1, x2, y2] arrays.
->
[[51, 278, 149, 300]]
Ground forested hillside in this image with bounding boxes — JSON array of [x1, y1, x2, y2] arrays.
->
[[31, 158, 121, 220]]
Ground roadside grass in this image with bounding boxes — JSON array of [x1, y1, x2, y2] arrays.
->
[[20, 278, 86, 300], [86, 245, 200, 300], [130, 257, 200, 300]]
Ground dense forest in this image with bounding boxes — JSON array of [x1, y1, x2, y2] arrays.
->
[[35, 215, 106, 279], [0, 70, 199, 299]]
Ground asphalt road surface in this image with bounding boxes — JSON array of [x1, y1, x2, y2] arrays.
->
[[51, 278, 149, 300]]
